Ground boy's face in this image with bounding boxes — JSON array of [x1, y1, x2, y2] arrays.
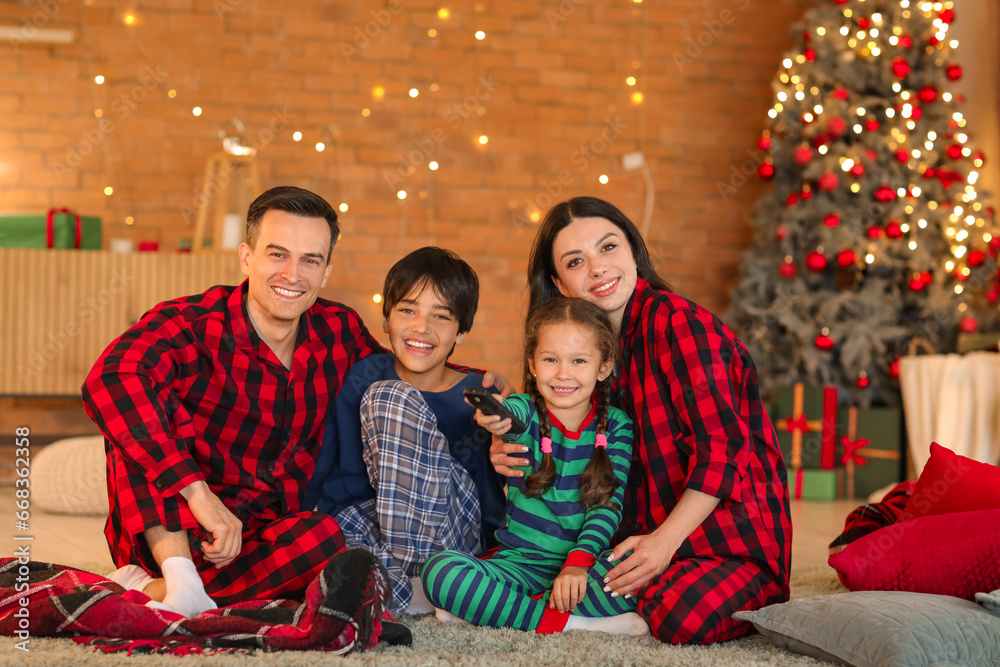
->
[[384, 283, 467, 388]]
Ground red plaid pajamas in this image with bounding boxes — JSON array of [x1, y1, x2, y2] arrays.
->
[[83, 281, 383, 603], [614, 278, 792, 645]]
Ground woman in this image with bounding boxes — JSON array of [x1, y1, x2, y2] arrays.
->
[[489, 196, 791, 645]]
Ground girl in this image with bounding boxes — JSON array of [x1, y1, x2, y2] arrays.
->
[[421, 298, 648, 635], [490, 196, 792, 645]]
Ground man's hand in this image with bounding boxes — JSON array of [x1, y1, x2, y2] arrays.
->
[[551, 566, 589, 613], [480, 370, 514, 398], [179, 481, 243, 569], [603, 533, 676, 597], [489, 435, 529, 477]]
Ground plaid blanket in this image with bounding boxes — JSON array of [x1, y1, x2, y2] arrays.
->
[[828, 481, 915, 555], [0, 548, 411, 655]]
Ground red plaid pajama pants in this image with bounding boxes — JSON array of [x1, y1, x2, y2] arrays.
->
[[636, 556, 787, 645], [105, 447, 346, 607]]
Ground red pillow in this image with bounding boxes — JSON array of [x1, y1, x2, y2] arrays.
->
[[828, 508, 1000, 600], [901, 442, 1000, 521]]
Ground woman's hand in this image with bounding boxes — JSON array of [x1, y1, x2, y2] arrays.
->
[[489, 435, 529, 477], [602, 532, 676, 597], [480, 370, 514, 398], [551, 566, 589, 613]]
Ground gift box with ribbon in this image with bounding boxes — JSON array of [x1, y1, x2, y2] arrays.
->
[[838, 406, 903, 499], [0, 208, 102, 249], [774, 383, 839, 469], [791, 467, 844, 500]]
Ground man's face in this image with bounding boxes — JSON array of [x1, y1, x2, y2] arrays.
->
[[238, 209, 333, 330]]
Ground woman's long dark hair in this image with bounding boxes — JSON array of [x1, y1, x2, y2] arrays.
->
[[521, 298, 621, 510], [526, 197, 671, 315]]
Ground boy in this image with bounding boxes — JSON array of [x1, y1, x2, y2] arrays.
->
[[305, 247, 505, 615]]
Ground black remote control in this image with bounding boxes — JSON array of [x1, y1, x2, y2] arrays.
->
[[463, 387, 528, 436]]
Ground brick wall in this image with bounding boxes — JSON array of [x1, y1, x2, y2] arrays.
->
[[1, 0, 809, 387]]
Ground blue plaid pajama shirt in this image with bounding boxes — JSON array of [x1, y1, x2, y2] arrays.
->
[[334, 380, 481, 614]]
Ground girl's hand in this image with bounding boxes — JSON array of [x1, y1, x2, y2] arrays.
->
[[488, 435, 529, 477], [550, 566, 589, 613], [603, 533, 676, 597]]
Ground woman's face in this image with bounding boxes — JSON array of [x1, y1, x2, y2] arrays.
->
[[550, 216, 638, 327]]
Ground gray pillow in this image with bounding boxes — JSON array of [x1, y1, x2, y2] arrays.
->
[[733, 591, 1000, 667]]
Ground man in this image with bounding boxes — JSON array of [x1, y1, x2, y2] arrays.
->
[[82, 186, 384, 619]]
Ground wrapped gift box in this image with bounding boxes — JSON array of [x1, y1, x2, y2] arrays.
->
[[0, 209, 101, 249], [791, 468, 844, 500], [838, 406, 903, 499], [773, 383, 839, 469]]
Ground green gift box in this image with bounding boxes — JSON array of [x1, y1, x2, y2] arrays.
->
[[773, 384, 839, 470], [837, 406, 903, 500], [0, 209, 102, 249], [791, 468, 844, 500]]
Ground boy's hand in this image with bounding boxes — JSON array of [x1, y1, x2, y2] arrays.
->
[[550, 566, 588, 613], [480, 370, 513, 398]]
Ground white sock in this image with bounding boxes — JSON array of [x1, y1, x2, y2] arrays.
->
[[406, 577, 434, 615], [145, 557, 217, 620], [434, 607, 470, 625], [564, 612, 650, 636], [107, 564, 154, 592]]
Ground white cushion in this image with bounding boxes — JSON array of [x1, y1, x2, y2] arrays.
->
[[32, 436, 108, 516]]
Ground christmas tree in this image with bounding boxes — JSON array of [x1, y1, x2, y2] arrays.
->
[[727, 0, 1000, 407]]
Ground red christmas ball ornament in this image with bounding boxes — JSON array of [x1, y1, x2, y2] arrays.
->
[[988, 237, 1000, 252], [827, 117, 848, 137], [947, 63, 963, 81], [850, 162, 865, 177], [885, 220, 904, 239], [804, 48, 816, 62], [759, 162, 775, 179], [939, 9, 955, 24], [974, 152, 986, 166], [818, 172, 839, 191], [794, 145, 813, 165], [924, 167, 936, 179], [865, 149, 877, 162], [921, 271, 932, 285], [947, 144, 963, 160], [896, 149, 910, 164], [953, 268, 968, 282], [908, 276, 925, 291], [776, 226, 787, 240], [831, 89, 848, 100], [892, 57, 911, 79], [917, 86, 937, 103], [814, 334, 835, 351], [857, 17, 871, 30], [911, 106, 923, 120], [874, 185, 897, 203], [757, 135, 772, 151], [806, 251, 828, 271], [898, 34, 913, 48], [969, 250, 987, 267], [959, 317, 979, 334], [889, 357, 901, 380], [801, 188, 813, 201], [833, 0, 848, 4], [986, 288, 999, 304], [780, 260, 797, 279], [928, 34, 940, 46], [823, 213, 840, 228], [856, 374, 870, 389], [957, 94, 966, 104], [837, 249, 857, 267], [786, 192, 800, 206], [866, 119, 880, 131], [867, 226, 884, 239]]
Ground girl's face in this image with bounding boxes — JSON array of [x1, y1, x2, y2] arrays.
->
[[529, 321, 613, 425], [550, 216, 639, 328]]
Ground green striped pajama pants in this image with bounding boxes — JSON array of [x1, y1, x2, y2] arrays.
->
[[421, 547, 635, 632]]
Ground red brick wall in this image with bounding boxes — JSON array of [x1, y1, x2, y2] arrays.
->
[[1, 0, 808, 386]]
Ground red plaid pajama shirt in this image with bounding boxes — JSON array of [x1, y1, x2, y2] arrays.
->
[[82, 281, 384, 605], [614, 278, 792, 645]]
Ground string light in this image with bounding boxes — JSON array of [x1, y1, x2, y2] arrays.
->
[[626, 76, 636, 86], [192, 107, 202, 116], [168, 89, 177, 98], [478, 135, 488, 145], [631, 91, 644, 104], [428, 29, 437, 37], [429, 161, 439, 170], [373, 86, 385, 99], [124, 13, 135, 25], [599, 174, 609, 184], [95, 75, 104, 84], [95, 109, 103, 117], [397, 190, 407, 200], [361, 108, 371, 117], [818, 145, 829, 154], [437, 8, 450, 19], [315, 142, 325, 152], [292, 131, 302, 141], [475, 30, 486, 40], [409, 88, 419, 98], [530, 211, 541, 222], [125, 216, 134, 225], [373, 294, 382, 303], [104, 186, 113, 195]]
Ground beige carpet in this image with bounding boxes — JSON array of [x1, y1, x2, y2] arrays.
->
[[2, 566, 843, 666]]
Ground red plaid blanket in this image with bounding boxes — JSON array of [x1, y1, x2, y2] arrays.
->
[[0, 548, 411, 655]]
